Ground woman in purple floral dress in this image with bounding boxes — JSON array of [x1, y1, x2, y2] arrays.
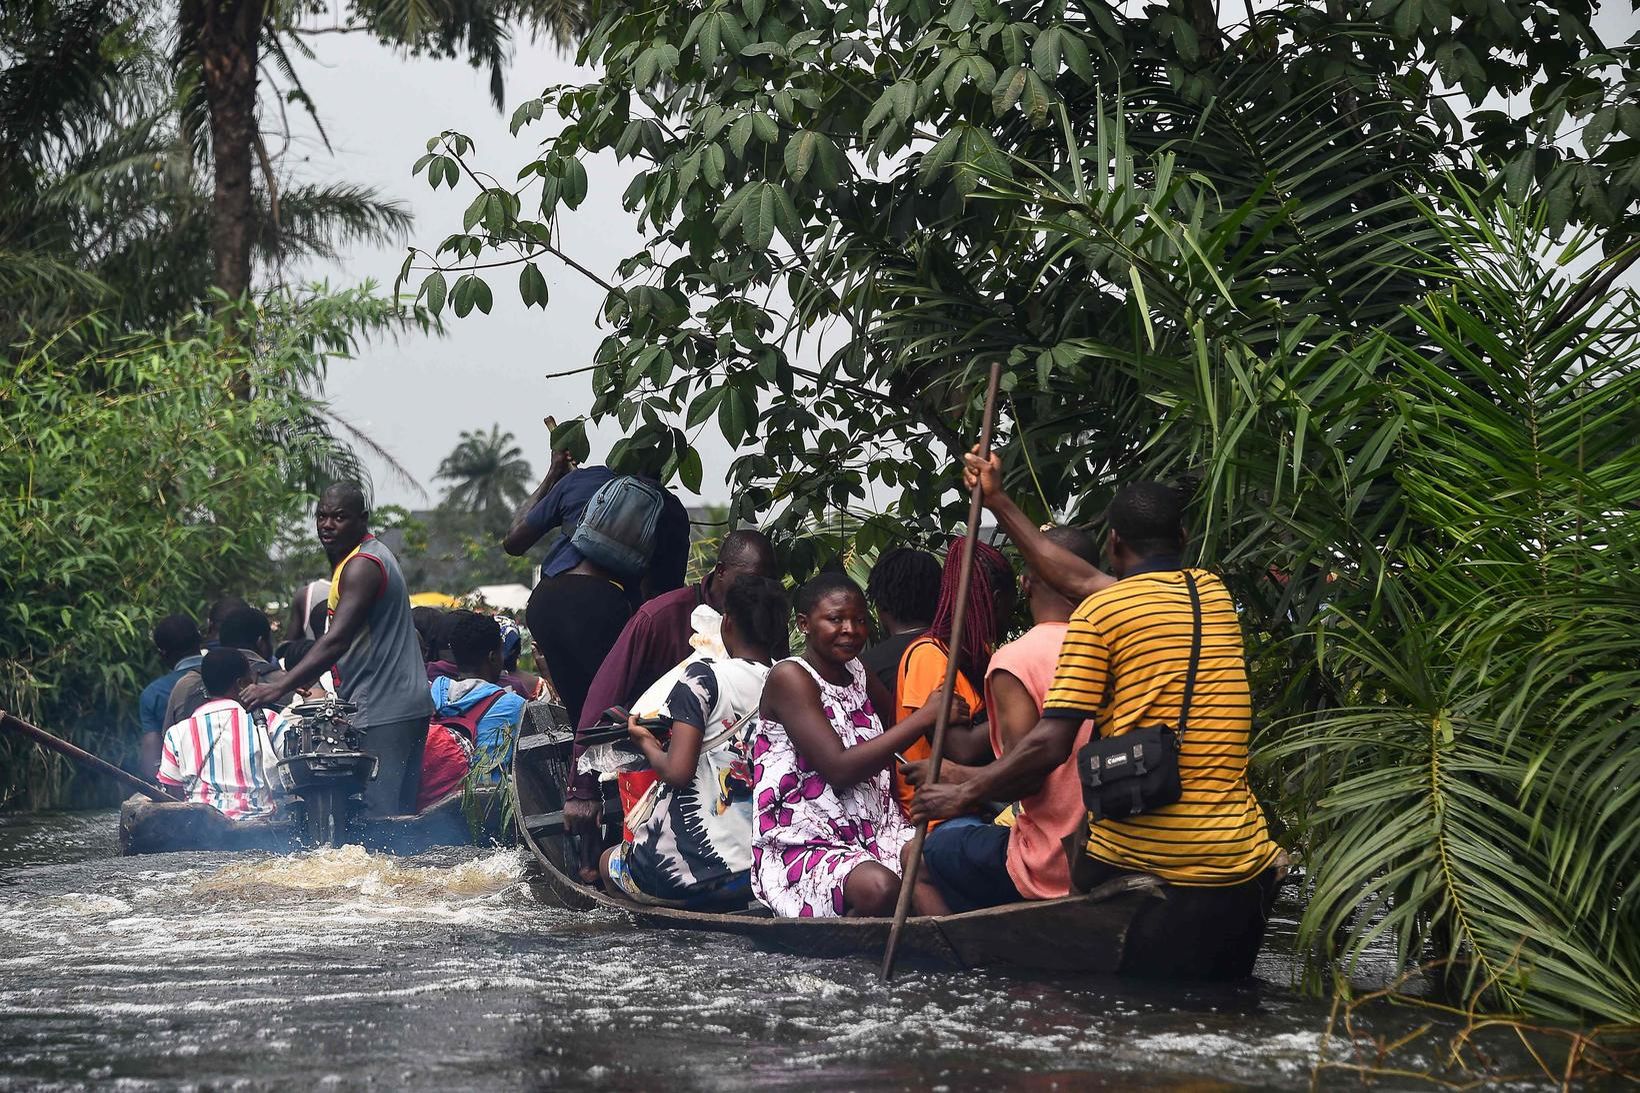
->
[[751, 573, 960, 917]]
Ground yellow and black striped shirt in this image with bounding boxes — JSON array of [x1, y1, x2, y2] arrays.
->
[[1042, 567, 1280, 886]]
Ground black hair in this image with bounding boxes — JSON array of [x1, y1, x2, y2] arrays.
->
[[307, 600, 329, 638], [152, 614, 201, 658], [1042, 525, 1102, 566], [207, 596, 250, 634], [412, 606, 448, 659], [723, 576, 791, 658], [444, 609, 501, 668], [1108, 481, 1187, 557], [278, 638, 315, 672], [219, 606, 271, 650], [201, 648, 249, 696], [718, 528, 776, 571], [794, 571, 865, 616], [320, 482, 368, 516], [865, 547, 941, 625]]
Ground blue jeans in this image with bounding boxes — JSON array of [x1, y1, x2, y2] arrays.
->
[[921, 815, 1023, 913]]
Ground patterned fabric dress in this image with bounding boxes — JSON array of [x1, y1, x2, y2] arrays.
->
[[750, 657, 913, 917]]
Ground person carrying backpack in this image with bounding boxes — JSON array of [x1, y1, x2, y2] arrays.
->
[[501, 444, 692, 611], [424, 611, 526, 792]]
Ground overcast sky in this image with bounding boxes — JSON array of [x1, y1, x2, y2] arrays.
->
[[289, 32, 739, 512], [288, 12, 1638, 513]]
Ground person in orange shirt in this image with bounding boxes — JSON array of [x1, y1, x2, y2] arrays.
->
[[891, 537, 1015, 819]]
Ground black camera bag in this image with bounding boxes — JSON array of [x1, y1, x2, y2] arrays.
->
[[1075, 571, 1202, 822]]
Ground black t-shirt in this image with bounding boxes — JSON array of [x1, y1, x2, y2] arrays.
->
[[526, 573, 634, 727], [859, 629, 927, 704]]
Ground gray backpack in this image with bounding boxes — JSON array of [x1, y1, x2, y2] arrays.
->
[[570, 475, 665, 577]]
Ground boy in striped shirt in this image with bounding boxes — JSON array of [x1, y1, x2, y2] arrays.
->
[[158, 649, 287, 819]]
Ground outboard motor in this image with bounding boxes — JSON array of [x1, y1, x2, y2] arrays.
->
[[277, 698, 377, 848]]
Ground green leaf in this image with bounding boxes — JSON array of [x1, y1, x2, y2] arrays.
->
[[550, 418, 591, 464], [1584, 106, 1616, 151], [687, 386, 726, 427], [751, 113, 779, 144], [698, 12, 723, 66], [785, 129, 820, 183], [1504, 148, 1535, 201], [678, 445, 704, 493], [719, 381, 746, 445], [420, 270, 447, 315], [518, 263, 548, 308], [729, 114, 755, 158], [452, 273, 476, 317], [992, 65, 1028, 117], [563, 159, 589, 208], [1392, 0, 1422, 39], [634, 43, 680, 87], [863, 84, 898, 134], [1022, 69, 1053, 126], [743, 183, 779, 249], [918, 126, 964, 183]]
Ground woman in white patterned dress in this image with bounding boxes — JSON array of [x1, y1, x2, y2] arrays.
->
[[751, 573, 964, 917]]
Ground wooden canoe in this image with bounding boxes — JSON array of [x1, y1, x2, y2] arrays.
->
[[118, 785, 507, 856], [510, 715, 1274, 977]]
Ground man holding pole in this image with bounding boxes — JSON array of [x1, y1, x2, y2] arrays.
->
[[907, 451, 1283, 912]]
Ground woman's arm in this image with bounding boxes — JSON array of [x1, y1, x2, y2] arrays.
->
[[626, 715, 701, 788], [766, 663, 963, 790]]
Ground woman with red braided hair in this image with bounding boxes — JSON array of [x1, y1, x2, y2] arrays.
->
[[890, 537, 1016, 819]]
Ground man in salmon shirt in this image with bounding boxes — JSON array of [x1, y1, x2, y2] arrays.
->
[[906, 526, 1109, 911]]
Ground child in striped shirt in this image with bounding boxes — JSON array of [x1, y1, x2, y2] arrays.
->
[[157, 648, 287, 819]]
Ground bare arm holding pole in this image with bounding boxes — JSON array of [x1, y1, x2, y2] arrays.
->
[[963, 449, 1115, 605]]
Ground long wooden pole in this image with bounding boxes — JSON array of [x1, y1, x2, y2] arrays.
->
[[0, 710, 179, 802], [881, 360, 1004, 982]]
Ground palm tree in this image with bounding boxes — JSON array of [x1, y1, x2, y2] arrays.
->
[[434, 425, 533, 528], [0, 1, 412, 338], [177, 0, 593, 315]]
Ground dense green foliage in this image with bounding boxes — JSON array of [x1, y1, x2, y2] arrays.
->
[[404, 0, 1639, 1021], [0, 291, 412, 809]]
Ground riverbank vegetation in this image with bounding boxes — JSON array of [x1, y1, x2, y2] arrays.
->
[[0, 0, 561, 806], [0, 291, 418, 809], [404, 0, 1639, 1029]]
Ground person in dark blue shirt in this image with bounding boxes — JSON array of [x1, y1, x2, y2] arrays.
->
[[137, 613, 202, 777], [502, 448, 691, 609]]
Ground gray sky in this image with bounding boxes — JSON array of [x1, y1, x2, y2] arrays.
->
[[288, 33, 739, 511]]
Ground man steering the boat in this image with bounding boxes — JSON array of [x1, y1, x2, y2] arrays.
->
[[907, 451, 1283, 926], [242, 483, 434, 817]]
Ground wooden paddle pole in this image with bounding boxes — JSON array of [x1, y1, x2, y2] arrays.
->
[[0, 709, 178, 802], [881, 360, 1004, 982]]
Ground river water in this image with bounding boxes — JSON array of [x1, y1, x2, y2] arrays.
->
[[0, 811, 1578, 1091]]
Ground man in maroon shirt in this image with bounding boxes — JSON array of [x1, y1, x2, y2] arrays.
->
[[563, 529, 777, 867]]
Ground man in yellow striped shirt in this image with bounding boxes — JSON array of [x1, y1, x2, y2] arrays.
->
[[911, 453, 1282, 897]]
